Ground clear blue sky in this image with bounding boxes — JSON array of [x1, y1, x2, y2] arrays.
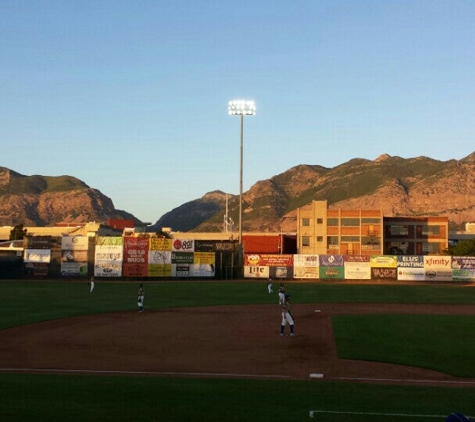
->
[[1, 1, 474, 223]]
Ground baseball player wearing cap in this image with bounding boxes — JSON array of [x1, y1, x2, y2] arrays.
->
[[281, 295, 295, 336], [137, 284, 145, 313]]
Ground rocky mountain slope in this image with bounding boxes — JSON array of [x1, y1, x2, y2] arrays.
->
[[150, 152, 475, 232], [2, 152, 475, 231], [0, 167, 141, 226]]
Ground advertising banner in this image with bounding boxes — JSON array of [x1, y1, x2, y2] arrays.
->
[[61, 236, 89, 251], [270, 266, 293, 279], [149, 250, 172, 265], [245, 254, 293, 267], [25, 262, 49, 276], [148, 264, 172, 277], [293, 254, 319, 279], [319, 255, 344, 267], [172, 264, 191, 277], [123, 263, 148, 277], [172, 252, 194, 264], [194, 252, 215, 265], [215, 242, 235, 252], [294, 254, 319, 267], [96, 236, 123, 246], [60, 236, 88, 277], [344, 255, 370, 262], [397, 256, 424, 268], [244, 266, 269, 278], [25, 236, 51, 249], [452, 268, 475, 282], [94, 237, 123, 277], [189, 264, 215, 277], [424, 256, 452, 282], [95, 245, 123, 262], [319, 266, 344, 279], [172, 239, 195, 252], [123, 237, 149, 264], [193, 252, 216, 277], [370, 255, 397, 268], [371, 267, 397, 280], [398, 267, 425, 281], [150, 238, 172, 251], [452, 257, 475, 269], [61, 250, 87, 262], [123, 237, 149, 277], [194, 240, 234, 252], [24, 249, 51, 263], [293, 266, 319, 279], [61, 262, 87, 276], [452, 257, 475, 282], [344, 262, 371, 279], [94, 261, 122, 277]]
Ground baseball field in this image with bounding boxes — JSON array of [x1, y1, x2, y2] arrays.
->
[[1, 280, 475, 421]]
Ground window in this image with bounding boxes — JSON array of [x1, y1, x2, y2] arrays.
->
[[302, 236, 310, 246], [362, 236, 381, 250], [341, 218, 360, 226], [421, 242, 443, 254], [390, 225, 409, 236], [327, 218, 339, 226], [301, 218, 310, 227], [327, 236, 339, 247], [362, 217, 381, 223], [316, 236, 323, 242], [316, 218, 323, 224], [341, 236, 360, 242], [422, 225, 441, 236]]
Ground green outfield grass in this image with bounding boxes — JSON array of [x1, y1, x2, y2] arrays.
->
[[1, 280, 475, 421], [0, 373, 474, 422], [2, 280, 475, 329], [334, 314, 475, 377]]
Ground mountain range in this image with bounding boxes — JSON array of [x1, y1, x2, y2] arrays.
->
[[0, 167, 139, 226], [2, 152, 475, 231]]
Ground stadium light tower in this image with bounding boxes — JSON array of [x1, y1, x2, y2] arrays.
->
[[228, 99, 256, 276]]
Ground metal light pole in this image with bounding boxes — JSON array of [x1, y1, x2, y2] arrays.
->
[[228, 99, 256, 277]]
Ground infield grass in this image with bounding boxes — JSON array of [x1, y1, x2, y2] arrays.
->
[[334, 314, 475, 377]]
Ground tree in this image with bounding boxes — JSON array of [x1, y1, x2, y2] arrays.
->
[[9, 224, 27, 241], [444, 238, 475, 256]]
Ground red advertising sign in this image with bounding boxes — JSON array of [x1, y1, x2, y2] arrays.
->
[[244, 254, 293, 266], [123, 237, 149, 277]]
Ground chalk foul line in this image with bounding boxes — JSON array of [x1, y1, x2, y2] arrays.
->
[[0, 367, 291, 379], [309, 410, 470, 419]]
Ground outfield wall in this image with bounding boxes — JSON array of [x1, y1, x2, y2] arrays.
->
[[7, 235, 475, 282], [244, 253, 475, 282]]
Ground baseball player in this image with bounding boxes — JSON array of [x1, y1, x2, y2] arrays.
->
[[137, 284, 145, 313], [89, 276, 95, 293], [278, 283, 286, 304], [267, 278, 273, 293], [280, 294, 295, 336]]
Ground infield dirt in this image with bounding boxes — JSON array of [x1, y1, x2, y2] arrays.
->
[[1, 303, 475, 386]]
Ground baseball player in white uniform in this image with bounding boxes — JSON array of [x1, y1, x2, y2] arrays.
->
[[281, 295, 295, 336], [267, 278, 273, 293]]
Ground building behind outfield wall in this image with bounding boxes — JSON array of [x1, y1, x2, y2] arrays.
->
[[296, 200, 448, 256], [0, 204, 454, 280]]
